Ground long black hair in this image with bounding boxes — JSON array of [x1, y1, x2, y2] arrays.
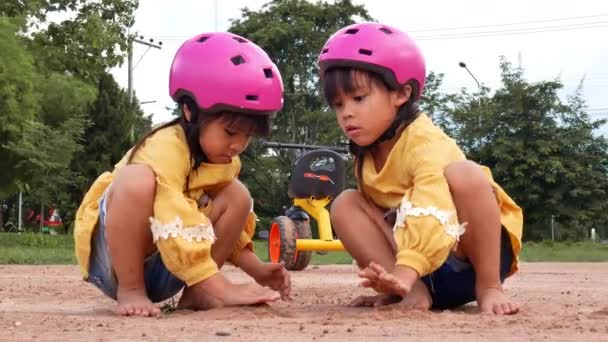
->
[[126, 96, 271, 190]]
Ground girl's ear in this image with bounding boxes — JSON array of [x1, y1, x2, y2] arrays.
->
[[393, 84, 412, 107], [183, 103, 192, 122]]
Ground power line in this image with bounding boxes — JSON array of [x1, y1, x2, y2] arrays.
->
[[560, 74, 608, 82], [409, 13, 608, 33], [415, 21, 608, 40], [154, 22, 608, 42], [140, 14, 608, 42]]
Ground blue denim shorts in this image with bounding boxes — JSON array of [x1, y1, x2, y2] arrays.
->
[[87, 187, 185, 303], [420, 228, 514, 310]]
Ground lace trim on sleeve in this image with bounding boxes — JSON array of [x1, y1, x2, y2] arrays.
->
[[149, 216, 217, 242], [393, 196, 467, 240]]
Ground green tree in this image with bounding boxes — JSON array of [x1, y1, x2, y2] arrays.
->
[[443, 58, 608, 241], [2, 1, 144, 230], [0, 16, 96, 229], [229, 0, 373, 226], [2, 0, 138, 83], [58, 73, 152, 230], [1, 17, 95, 199], [231, 0, 371, 146], [0, 16, 39, 196], [1, 2, 144, 230], [72, 73, 146, 192]]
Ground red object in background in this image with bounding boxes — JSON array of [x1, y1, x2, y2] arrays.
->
[[303, 172, 335, 184], [26, 207, 63, 227], [46, 208, 62, 227]]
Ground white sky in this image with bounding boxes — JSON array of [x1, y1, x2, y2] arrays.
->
[[110, 0, 608, 135]]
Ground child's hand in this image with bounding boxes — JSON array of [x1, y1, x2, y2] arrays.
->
[[358, 262, 418, 297], [252, 262, 292, 300]]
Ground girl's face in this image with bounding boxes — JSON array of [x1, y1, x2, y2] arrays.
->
[[183, 105, 253, 164], [199, 117, 252, 164], [328, 70, 411, 147]]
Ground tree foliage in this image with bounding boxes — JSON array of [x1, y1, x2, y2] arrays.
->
[[229, 0, 372, 224], [0, 0, 146, 231], [442, 58, 608, 240]]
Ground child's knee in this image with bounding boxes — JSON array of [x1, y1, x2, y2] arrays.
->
[[330, 189, 361, 221], [444, 160, 489, 195], [113, 164, 156, 202], [220, 180, 252, 212]]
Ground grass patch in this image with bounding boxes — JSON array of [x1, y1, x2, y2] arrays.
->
[[0, 233, 75, 264], [520, 240, 608, 262], [1, 233, 607, 265]]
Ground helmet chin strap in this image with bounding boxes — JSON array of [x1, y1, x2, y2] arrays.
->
[[367, 104, 421, 148]]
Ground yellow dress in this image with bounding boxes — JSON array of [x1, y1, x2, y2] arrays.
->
[[360, 114, 523, 277], [74, 124, 256, 286]]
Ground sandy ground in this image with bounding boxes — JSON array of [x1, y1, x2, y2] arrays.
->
[[0, 263, 607, 341]]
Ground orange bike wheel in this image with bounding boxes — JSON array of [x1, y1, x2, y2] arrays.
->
[[268, 222, 282, 263]]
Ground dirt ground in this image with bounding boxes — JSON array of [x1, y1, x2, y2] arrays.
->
[[0, 263, 607, 341]]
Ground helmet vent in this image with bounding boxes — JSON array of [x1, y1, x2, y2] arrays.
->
[[197, 36, 210, 43], [263, 68, 274, 78], [358, 49, 373, 56], [233, 36, 248, 43], [321, 48, 329, 54], [345, 28, 359, 34], [246, 95, 259, 101], [231, 55, 246, 65], [379, 27, 392, 34]]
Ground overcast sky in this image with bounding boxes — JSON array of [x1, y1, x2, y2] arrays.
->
[[110, 0, 608, 134]]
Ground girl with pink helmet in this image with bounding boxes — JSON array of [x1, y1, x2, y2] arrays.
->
[[318, 23, 523, 315], [74, 32, 290, 316]]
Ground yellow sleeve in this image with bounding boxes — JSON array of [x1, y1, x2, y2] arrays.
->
[[393, 141, 464, 277], [131, 130, 218, 286]]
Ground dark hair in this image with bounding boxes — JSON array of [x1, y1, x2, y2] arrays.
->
[[322, 67, 420, 190], [126, 96, 271, 188]]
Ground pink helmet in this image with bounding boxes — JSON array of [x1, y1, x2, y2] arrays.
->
[[169, 32, 283, 115], [318, 22, 426, 99]]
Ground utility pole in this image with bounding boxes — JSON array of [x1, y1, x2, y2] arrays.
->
[[126, 35, 162, 142], [551, 215, 555, 241], [127, 35, 162, 102], [18, 191, 22, 232]]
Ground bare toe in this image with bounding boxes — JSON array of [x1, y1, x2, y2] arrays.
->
[[478, 287, 519, 315]]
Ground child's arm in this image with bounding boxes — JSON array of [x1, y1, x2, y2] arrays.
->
[[225, 209, 291, 300], [392, 139, 466, 278], [138, 137, 221, 287]]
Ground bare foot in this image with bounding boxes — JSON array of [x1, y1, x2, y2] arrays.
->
[[477, 287, 520, 315], [115, 287, 160, 317], [349, 279, 431, 310], [178, 273, 280, 310], [398, 279, 432, 310]]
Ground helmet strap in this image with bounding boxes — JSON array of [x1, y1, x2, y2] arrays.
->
[[368, 103, 420, 147]]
